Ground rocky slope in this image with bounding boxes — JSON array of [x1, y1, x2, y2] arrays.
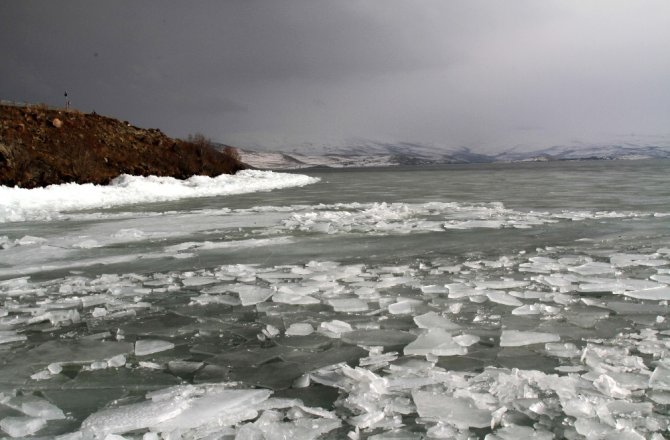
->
[[0, 104, 244, 188]]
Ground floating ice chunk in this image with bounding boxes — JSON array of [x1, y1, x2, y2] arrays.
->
[[108, 354, 127, 368], [181, 276, 218, 287], [579, 279, 661, 293], [9, 235, 48, 248], [650, 392, 670, 407], [486, 425, 553, 440], [577, 282, 619, 293], [111, 228, 147, 240], [135, 340, 175, 356], [106, 434, 130, 440], [544, 342, 580, 358], [404, 328, 466, 356], [201, 284, 235, 294], [318, 320, 353, 338], [272, 292, 320, 305], [603, 429, 646, 440], [328, 298, 369, 313], [449, 303, 463, 314], [359, 352, 399, 368], [237, 288, 273, 306], [624, 286, 670, 300], [388, 299, 423, 315], [611, 253, 667, 267], [78, 387, 255, 437], [568, 262, 613, 275], [616, 279, 660, 290], [649, 365, 670, 390], [262, 324, 280, 339], [562, 398, 595, 418], [475, 280, 529, 290], [73, 238, 101, 249], [342, 330, 416, 348], [190, 293, 241, 306], [0, 330, 27, 345], [47, 363, 63, 374], [28, 309, 81, 326], [412, 390, 491, 429], [511, 304, 560, 315], [519, 257, 562, 273], [13, 396, 65, 420], [151, 389, 271, 432], [421, 285, 448, 294], [139, 361, 162, 369], [80, 394, 189, 437], [453, 334, 479, 347], [444, 220, 505, 229], [236, 417, 340, 440], [257, 270, 304, 281], [651, 274, 670, 283], [499, 330, 559, 347], [593, 374, 631, 398], [536, 273, 578, 288], [574, 418, 613, 439], [276, 284, 320, 296], [485, 291, 523, 307], [605, 400, 652, 419], [285, 323, 314, 336], [0, 416, 47, 438], [581, 345, 648, 374], [81, 294, 113, 308], [437, 264, 462, 274], [24, 339, 133, 366], [353, 286, 377, 299], [413, 312, 461, 331], [445, 283, 478, 299], [91, 307, 107, 318]]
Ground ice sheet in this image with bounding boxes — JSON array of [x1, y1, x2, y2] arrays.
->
[[499, 330, 560, 347], [0, 170, 319, 223]]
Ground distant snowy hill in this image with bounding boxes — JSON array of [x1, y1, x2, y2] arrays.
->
[[228, 140, 670, 170], [236, 140, 495, 169], [496, 145, 670, 162]]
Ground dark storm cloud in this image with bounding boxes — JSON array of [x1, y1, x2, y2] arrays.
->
[[2, 1, 669, 151]]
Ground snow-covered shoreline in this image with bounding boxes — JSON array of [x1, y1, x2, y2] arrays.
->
[[0, 170, 319, 223]]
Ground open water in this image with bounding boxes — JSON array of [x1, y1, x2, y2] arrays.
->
[[1, 160, 669, 439]]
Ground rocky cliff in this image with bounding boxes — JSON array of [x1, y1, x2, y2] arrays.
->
[[0, 104, 244, 188]]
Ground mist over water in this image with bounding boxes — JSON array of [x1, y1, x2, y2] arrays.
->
[[1, 160, 670, 438]]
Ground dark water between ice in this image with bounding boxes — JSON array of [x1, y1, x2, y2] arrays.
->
[[1, 159, 670, 438]]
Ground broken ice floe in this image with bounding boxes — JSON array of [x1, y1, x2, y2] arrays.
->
[[276, 201, 645, 236], [500, 330, 561, 347], [1, 244, 670, 438]]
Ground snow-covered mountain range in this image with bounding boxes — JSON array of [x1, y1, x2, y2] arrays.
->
[[227, 140, 670, 170]]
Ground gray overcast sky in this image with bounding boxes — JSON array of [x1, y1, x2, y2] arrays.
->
[[2, 1, 670, 152]]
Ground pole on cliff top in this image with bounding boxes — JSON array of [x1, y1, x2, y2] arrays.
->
[[64, 91, 70, 110]]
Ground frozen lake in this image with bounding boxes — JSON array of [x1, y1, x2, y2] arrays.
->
[[1, 160, 670, 439]]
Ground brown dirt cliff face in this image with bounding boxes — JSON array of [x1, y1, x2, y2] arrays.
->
[[0, 104, 245, 188]]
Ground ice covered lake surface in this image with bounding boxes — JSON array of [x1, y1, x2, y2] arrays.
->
[[1, 161, 670, 439]]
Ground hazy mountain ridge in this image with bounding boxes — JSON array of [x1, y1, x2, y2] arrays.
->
[[496, 145, 670, 162], [236, 140, 670, 169]]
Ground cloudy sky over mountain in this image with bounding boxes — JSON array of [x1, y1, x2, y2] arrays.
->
[[2, 1, 669, 152]]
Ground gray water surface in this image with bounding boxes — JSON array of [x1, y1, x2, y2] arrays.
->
[[1, 160, 670, 439]]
